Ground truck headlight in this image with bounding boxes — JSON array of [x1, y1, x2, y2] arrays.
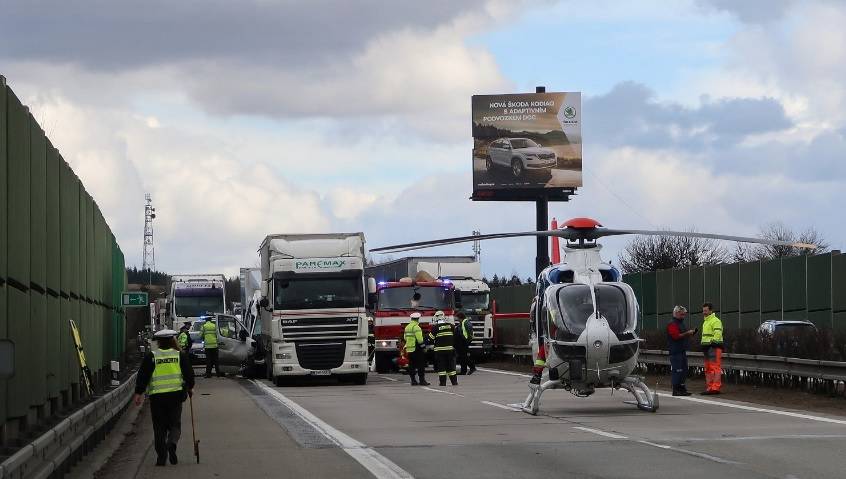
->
[[350, 350, 367, 357], [380, 341, 388, 347]]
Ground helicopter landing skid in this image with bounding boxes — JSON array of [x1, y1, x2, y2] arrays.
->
[[619, 377, 659, 412], [520, 379, 561, 415]]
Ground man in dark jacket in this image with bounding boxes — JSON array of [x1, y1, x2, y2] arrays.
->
[[454, 312, 476, 375], [666, 306, 697, 396], [133, 329, 196, 466]]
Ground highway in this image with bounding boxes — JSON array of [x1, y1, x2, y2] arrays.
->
[[121, 368, 846, 479]]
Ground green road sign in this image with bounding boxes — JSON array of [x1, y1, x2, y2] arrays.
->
[[122, 291, 149, 307]]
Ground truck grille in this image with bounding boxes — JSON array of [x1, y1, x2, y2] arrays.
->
[[470, 317, 487, 348], [280, 317, 359, 342], [296, 342, 346, 370]]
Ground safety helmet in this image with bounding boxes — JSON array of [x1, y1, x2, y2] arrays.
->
[[410, 312, 422, 321], [433, 310, 445, 323], [153, 329, 178, 338]]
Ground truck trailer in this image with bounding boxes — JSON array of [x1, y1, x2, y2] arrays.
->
[[257, 233, 374, 385]]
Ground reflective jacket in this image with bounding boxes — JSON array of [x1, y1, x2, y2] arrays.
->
[[404, 321, 424, 353], [700, 313, 724, 347], [148, 349, 183, 395], [459, 318, 473, 344], [177, 331, 190, 350], [202, 321, 219, 349], [429, 322, 455, 352]]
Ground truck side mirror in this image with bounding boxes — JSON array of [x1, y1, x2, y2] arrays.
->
[[260, 281, 268, 298], [367, 277, 377, 294]]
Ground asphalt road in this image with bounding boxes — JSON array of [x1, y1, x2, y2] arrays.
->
[[126, 368, 846, 479]]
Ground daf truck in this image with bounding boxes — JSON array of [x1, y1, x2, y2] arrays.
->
[[365, 256, 493, 361], [258, 233, 374, 385]]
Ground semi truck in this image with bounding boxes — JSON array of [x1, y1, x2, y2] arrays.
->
[[169, 274, 227, 328], [365, 256, 493, 361], [257, 233, 374, 385]]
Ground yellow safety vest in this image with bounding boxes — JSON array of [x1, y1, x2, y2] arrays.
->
[[202, 321, 219, 349], [700, 313, 724, 346], [404, 321, 424, 353], [460, 318, 472, 341], [177, 331, 189, 349], [148, 349, 183, 395]]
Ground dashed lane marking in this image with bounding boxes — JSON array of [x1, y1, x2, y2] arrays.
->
[[635, 440, 741, 465], [655, 392, 846, 426], [480, 400, 522, 412], [476, 367, 532, 378], [253, 380, 414, 479], [422, 386, 465, 397], [573, 426, 628, 439]]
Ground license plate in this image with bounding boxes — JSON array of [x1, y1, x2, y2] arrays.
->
[[310, 369, 331, 376], [196, 354, 206, 359]]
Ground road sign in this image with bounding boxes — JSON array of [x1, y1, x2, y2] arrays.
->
[[122, 291, 149, 307]]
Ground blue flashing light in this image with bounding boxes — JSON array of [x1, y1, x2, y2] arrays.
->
[[377, 281, 387, 286], [441, 278, 452, 284]]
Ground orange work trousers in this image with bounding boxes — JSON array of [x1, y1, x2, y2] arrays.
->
[[704, 347, 723, 392]]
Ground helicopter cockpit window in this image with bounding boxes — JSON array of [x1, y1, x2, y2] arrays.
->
[[552, 284, 594, 338], [595, 284, 634, 334]]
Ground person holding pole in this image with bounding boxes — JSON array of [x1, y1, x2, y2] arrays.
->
[[134, 329, 195, 466]]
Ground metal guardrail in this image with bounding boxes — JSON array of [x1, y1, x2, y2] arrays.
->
[[0, 373, 137, 479], [493, 345, 846, 382]]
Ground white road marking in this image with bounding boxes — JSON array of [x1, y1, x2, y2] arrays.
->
[[684, 434, 846, 442], [481, 401, 522, 412], [573, 427, 628, 439], [476, 367, 532, 378], [636, 440, 741, 465], [422, 386, 465, 397], [657, 392, 846, 426], [254, 380, 414, 479], [379, 376, 399, 382]]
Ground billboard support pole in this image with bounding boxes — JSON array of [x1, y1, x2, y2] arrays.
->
[[534, 85, 550, 278]]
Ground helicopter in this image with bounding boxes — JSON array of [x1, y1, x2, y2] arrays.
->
[[371, 217, 816, 415]]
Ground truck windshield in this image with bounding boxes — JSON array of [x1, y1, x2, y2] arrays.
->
[[378, 286, 453, 310], [175, 297, 224, 317], [274, 277, 363, 310], [460, 292, 489, 311]]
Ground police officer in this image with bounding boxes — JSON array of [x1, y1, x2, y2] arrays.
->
[[404, 312, 430, 386], [133, 329, 195, 466], [202, 315, 223, 378], [177, 322, 192, 353], [429, 311, 458, 386], [454, 312, 476, 375]]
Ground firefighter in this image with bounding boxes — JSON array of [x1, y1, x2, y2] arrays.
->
[[454, 312, 476, 375], [133, 329, 195, 466], [700, 302, 724, 395], [428, 311, 458, 386], [202, 315, 223, 378], [404, 312, 429, 386]]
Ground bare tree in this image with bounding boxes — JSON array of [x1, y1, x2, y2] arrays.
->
[[733, 222, 829, 262], [618, 231, 729, 274]]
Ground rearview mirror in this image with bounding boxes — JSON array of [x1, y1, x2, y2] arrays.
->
[[260, 281, 268, 297], [367, 277, 377, 294]]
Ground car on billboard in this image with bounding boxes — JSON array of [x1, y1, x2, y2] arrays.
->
[[485, 137, 557, 178]]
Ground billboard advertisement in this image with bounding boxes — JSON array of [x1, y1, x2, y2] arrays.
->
[[472, 92, 581, 199]]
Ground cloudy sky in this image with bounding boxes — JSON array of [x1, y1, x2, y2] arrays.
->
[[2, 0, 844, 279]]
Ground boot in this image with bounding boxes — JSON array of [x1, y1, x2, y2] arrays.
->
[[155, 455, 167, 467], [418, 371, 430, 386], [468, 366, 476, 375], [530, 372, 542, 385], [167, 443, 178, 465], [439, 376, 447, 386], [449, 375, 458, 386]]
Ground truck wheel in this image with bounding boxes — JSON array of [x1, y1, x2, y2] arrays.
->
[[352, 373, 368, 385], [273, 375, 289, 387]]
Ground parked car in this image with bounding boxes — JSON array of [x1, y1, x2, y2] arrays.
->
[[486, 137, 557, 178], [186, 314, 253, 370], [757, 320, 819, 356]]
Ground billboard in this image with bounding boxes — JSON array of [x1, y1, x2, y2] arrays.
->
[[472, 92, 581, 200]]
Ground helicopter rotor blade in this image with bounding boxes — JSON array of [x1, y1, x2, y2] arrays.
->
[[596, 229, 817, 249], [370, 230, 578, 253]]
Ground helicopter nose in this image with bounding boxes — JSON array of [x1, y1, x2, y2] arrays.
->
[[584, 316, 612, 383]]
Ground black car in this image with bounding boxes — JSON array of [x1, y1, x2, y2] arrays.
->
[[757, 320, 819, 356]]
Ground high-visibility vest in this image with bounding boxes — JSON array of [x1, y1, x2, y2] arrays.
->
[[148, 349, 183, 395], [177, 331, 189, 349], [404, 321, 424, 353], [700, 313, 724, 346], [202, 321, 219, 349], [429, 322, 455, 352], [460, 318, 473, 341]]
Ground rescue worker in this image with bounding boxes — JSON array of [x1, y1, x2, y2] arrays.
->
[[202, 315, 223, 378], [404, 312, 429, 386], [428, 311, 458, 386], [133, 329, 195, 467], [454, 312, 476, 375], [529, 297, 546, 385], [177, 322, 192, 353], [700, 302, 724, 395], [666, 306, 697, 396]]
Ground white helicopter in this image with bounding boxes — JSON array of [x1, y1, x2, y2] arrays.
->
[[371, 217, 815, 415]]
